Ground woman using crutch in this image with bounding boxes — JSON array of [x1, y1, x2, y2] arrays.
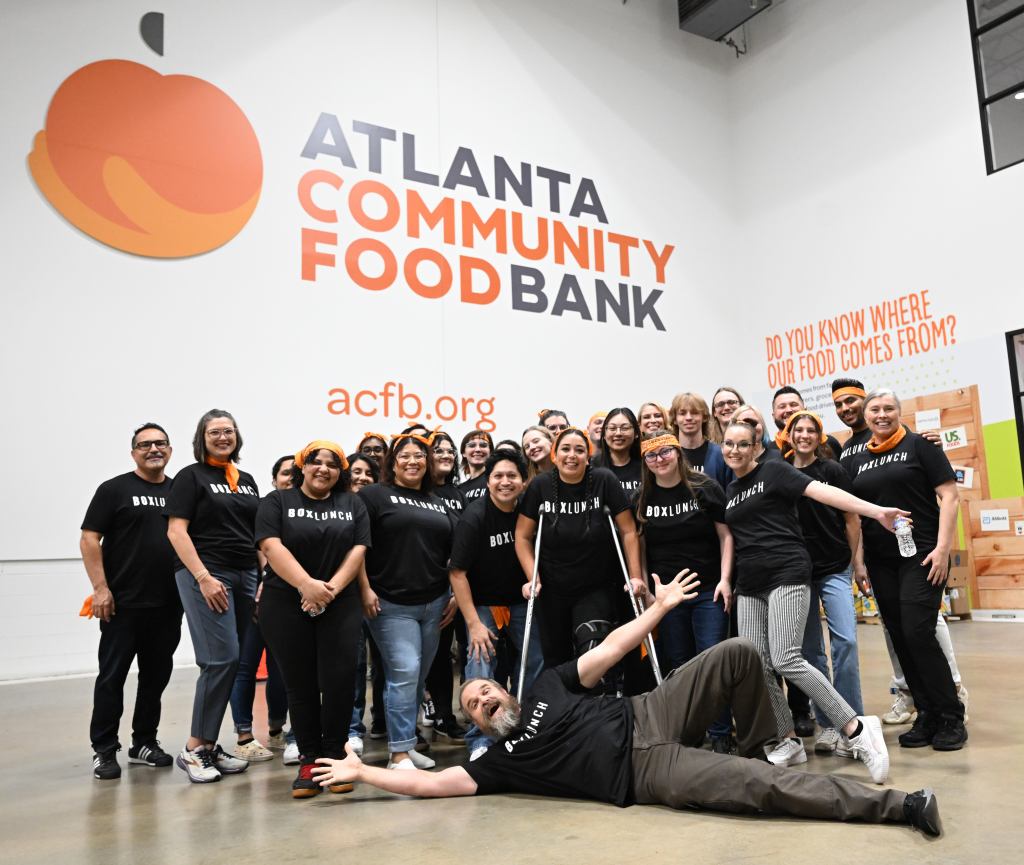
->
[[515, 427, 645, 693]]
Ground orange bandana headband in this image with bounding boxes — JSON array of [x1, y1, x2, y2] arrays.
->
[[390, 429, 436, 449], [361, 431, 388, 443], [832, 386, 866, 400], [780, 409, 825, 447], [589, 412, 607, 424], [294, 440, 349, 471], [640, 433, 680, 456], [551, 426, 594, 457]]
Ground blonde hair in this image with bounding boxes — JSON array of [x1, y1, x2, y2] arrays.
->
[[668, 392, 711, 440]]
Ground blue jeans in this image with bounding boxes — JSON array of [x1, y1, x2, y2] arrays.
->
[[656, 592, 731, 737], [463, 603, 545, 753], [175, 565, 258, 743], [802, 567, 864, 724], [229, 615, 288, 735], [365, 593, 447, 753]]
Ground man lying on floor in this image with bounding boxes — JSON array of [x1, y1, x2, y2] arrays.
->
[[313, 571, 941, 836]]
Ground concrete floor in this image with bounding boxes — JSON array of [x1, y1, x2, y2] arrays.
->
[[1, 621, 1019, 865]]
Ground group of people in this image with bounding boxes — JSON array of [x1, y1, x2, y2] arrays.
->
[[81, 376, 963, 835]]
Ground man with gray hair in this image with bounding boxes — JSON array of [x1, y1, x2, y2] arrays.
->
[[313, 570, 941, 835]]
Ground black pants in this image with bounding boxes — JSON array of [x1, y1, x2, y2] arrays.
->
[[535, 585, 615, 667], [90, 606, 182, 752], [867, 550, 962, 722], [259, 585, 362, 759]]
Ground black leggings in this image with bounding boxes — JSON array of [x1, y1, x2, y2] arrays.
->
[[535, 585, 616, 667], [867, 550, 962, 722], [259, 585, 362, 759]]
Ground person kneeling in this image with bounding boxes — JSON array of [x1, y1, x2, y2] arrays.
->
[[313, 571, 941, 836]]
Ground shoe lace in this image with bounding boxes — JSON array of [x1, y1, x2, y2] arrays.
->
[[196, 748, 217, 769]]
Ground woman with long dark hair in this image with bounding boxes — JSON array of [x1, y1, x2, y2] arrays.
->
[[635, 429, 734, 750], [515, 427, 644, 687], [257, 441, 369, 798], [598, 407, 643, 496], [360, 433, 455, 769], [166, 408, 259, 783]]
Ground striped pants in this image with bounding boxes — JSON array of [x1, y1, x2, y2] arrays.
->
[[738, 583, 857, 739]]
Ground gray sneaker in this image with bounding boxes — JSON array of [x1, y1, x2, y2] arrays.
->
[[176, 746, 221, 784], [211, 744, 249, 775]]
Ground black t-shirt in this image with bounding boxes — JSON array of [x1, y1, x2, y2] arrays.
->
[[758, 443, 784, 462], [839, 427, 872, 475], [458, 473, 488, 501], [434, 483, 466, 516], [163, 463, 260, 569], [725, 460, 813, 593], [254, 488, 370, 596], [850, 432, 956, 558], [640, 479, 725, 591], [520, 467, 630, 596], [608, 458, 642, 496], [449, 495, 523, 605], [795, 459, 852, 579], [463, 661, 633, 806], [681, 441, 709, 474], [359, 483, 454, 604], [81, 472, 177, 608]]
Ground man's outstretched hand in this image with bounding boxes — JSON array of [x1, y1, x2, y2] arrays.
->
[[650, 569, 701, 611], [312, 741, 362, 787]]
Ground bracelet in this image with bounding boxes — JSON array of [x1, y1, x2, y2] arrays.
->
[[194, 569, 210, 584]]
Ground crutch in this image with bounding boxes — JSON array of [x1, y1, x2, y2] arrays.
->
[[516, 514, 544, 703], [604, 507, 663, 685]]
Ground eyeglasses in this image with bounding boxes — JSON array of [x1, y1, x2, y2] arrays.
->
[[134, 439, 169, 451], [432, 448, 456, 457], [721, 441, 753, 451], [604, 425, 633, 434], [643, 447, 678, 464], [361, 445, 385, 455], [396, 453, 427, 463], [206, 428, 236, 439], [713, 399, 739, 410]]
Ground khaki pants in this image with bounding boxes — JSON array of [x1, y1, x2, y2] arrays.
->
[[629, 639, 907, 824]]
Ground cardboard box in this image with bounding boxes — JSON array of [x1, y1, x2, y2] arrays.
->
[[948, 587, 971, 618], [947, 548, 970, 589]]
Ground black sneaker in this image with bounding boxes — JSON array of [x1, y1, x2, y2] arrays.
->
[[710, 734, 737, 755], [128, 740, 173, 768], [433, 716, 468, 742], [292, 761, 321, 799], [421, 696, 437, 727], [904, 788, 942, 836], [793, 711, 816, 738], [931, 719, 968, 752], [92, 747, 121, 780], [898, 711, 937, 748], [415, 730, 431, 753]]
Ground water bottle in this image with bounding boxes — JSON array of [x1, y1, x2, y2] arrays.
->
[[894, 516, 916, 558]]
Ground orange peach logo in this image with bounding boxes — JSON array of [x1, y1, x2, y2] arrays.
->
[[28, 59, 262, 258]]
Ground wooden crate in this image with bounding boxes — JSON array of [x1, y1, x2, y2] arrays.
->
[[963, 497, 1024, 610]]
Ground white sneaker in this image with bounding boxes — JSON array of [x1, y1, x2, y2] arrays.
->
[[882, 689, 915, 725], [234, 739, 274, 762], [265, 732, 287, 750], [835, 734, 855, 759], [766, 738, 807, 767], [176, 746, 221, 784], [847, 716, 889, 784], [211, 744, 249, 774], [407, 749, 436, 769], [347, 736, 364, 757], [282, 742, 300, 765], [387, 759, 417, 771], [957, 683, 969, 723], [814, 727, 840, 754]]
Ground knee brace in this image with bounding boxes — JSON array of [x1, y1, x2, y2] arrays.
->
[[574, 619, 612, 657]]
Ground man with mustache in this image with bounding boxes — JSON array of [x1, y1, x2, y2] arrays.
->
[[312, 570, 941, 835]]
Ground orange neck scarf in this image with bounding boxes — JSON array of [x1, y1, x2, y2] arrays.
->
[[206, 457, 240, 491], [867, 424, 907, 453]]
